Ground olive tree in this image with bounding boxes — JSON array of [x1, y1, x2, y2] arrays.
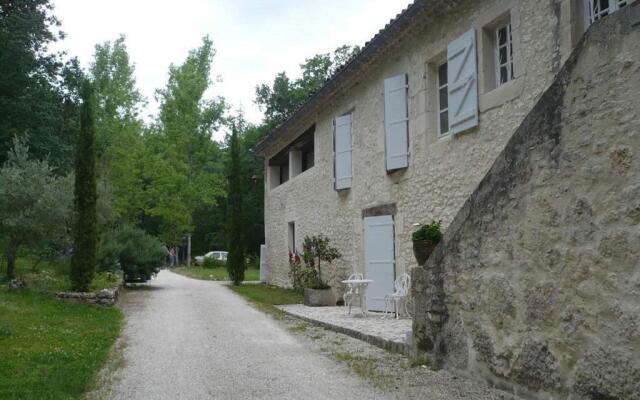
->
[[0, 138, 73, 279]]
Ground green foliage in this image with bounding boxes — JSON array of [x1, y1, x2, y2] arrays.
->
[[90, 35, 146, 223], [202, 257, 225, 269], [0, 285, 122, 399], [226, 125, 245, 285], [70, 81, 98, 291], [288, 251, 318, 293], [412, 220, 443, 243], [0, 0, 81, 170], [288, 235, 342, 291], [0, 138, 73, 278], [255, 45, 359, 126], [149, 36, 226, 244], [301, 235, 341, 289], [98, 225, 163, 282]]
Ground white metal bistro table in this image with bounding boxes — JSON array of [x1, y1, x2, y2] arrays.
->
[[341, 279, 373, 316]]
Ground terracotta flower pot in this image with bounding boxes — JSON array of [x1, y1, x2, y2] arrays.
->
[[413, 240, 437, 266], [303, 288, 336, 307]]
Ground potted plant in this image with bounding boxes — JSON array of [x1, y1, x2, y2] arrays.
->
[[412, 220, 443, 266], [299, 235, 341, 306]]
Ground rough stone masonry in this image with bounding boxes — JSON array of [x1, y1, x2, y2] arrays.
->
[[413, 7, 640, 400]]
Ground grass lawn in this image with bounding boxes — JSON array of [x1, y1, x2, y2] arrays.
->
[[172, 266, 260, 282], [228, 284, 303, 317], [0, 257, 123, 399]]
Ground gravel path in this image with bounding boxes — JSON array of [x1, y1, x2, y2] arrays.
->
[[90, 270, 388, 400]]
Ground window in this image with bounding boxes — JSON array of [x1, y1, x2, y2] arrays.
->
[[437, 63, 449, 136], [587, 0, 629, 24], [267, 125, 314, 188], [495, 23, 514, 86], [287, 222, 296, 252]]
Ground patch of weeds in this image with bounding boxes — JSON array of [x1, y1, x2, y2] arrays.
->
[[288, 322, 308, 333], [334, 351, 390, 388], [410, 354, 441, 371]]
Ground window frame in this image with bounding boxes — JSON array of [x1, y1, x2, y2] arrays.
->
[[494, 22, 514, 87], [436, 62, 450, 137], [586, 0, 629, 24], [287, 221, 296, 252]]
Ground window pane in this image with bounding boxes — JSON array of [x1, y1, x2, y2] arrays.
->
[[499, 46, 507, 64], [439, 111, 449, 134], [498, 27, 507, 45], [438, 63, 448, 87], [500, 66, 508, 84], [439, 87, 448, 110]]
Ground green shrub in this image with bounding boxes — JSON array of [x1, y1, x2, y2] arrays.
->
[[202, 257, 226, 269], [288, 251, 318, 293], [412, 220, 443, 243], [97, 225, 164, 282]]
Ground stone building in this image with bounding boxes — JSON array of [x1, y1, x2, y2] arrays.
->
[[255, 0, 632, 309], [412, 7, 640, 399]]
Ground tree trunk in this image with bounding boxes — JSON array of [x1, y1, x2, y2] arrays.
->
[[187, 234, 191, 267], [6, 248, 16, 279]]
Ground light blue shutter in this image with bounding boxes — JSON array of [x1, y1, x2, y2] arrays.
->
[[447, 28, 479, 134], [384, 74, 409, 171], [334, 114, 352, 190]]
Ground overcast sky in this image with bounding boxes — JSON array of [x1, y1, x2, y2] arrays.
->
[[51, 0, 413, 136]]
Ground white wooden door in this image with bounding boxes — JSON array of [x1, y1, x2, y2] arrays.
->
[[364, 215, 395, 311]]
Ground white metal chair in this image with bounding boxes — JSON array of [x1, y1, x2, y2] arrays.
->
[[343, 273, 364, 315], [383, 273, 412, 319]]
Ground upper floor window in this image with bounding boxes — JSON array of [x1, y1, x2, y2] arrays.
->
[[495, 23, 514, 86], [268, 125, 315, 189], [437, 63, 449, 136], [587, 0, 629, 24]]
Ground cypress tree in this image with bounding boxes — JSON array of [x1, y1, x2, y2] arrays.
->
[[70, 81, 98, 291], [226, 126, 245, 286]]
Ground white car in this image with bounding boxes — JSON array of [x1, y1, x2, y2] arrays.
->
[[195, 251, 228, 265]]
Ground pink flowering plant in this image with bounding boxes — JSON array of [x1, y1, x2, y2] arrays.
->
[[288, 250, 318, 292]]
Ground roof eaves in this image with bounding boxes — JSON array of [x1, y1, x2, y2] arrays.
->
[[253, 0, 427, 155]]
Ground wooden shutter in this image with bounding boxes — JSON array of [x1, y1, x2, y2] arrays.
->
[[384, 74, 409, 171], [447, 28, 479, 134], [334, 114, 352, 190]]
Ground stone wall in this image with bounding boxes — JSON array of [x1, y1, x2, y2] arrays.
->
[[263, 0, 579, 290], [413, 8, 640, 399]]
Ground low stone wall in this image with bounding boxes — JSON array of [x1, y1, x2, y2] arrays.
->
[[56, 287, 120, 306], [413, 8, 640, 400]]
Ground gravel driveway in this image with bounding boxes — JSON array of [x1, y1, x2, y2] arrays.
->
[[90, 270, 388, 400]]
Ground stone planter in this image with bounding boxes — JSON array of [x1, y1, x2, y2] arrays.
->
[[413, 240, 437, 266], [303, 288, 336, 307]]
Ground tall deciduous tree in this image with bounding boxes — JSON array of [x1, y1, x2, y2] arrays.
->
[[151, 36, 226, 251], [70, 81, 98, 291], [255, 45, 359, 127], [226, 124, 244, 285], [89, 35, 146, 223], [0, 138, 72, 279], [0, 0, 77, 168]]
